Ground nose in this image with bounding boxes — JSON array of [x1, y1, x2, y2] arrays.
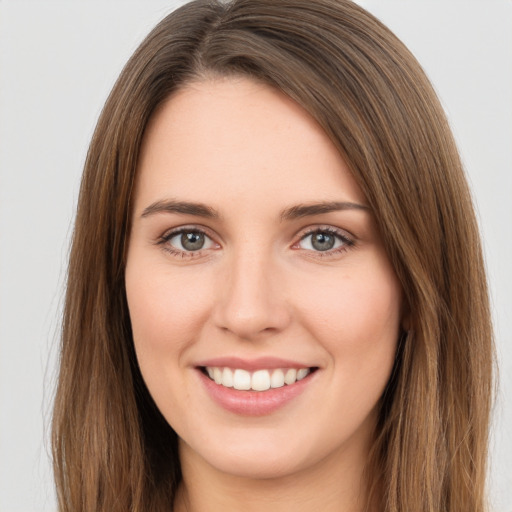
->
[[212, 248, 291, 341]]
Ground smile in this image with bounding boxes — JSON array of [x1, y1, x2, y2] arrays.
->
[[198, 363, 318, 416], [203, 366, 313, 391]]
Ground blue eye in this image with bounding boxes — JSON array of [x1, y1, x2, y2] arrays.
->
[[298, 229, 351, 252]]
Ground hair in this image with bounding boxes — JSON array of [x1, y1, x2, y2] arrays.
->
[[52, 1, 494, 511]]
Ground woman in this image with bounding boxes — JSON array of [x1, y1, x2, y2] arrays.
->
[[52, 1, 494, 511]]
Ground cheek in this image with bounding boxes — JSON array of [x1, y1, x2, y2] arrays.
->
[[125, 257, 216, 425], [302, 274, 400, 334], [293, 258, 402, 374], [127, 261, 205, 334], [124, 256, 215, 376], [306, 269, 401, 426]]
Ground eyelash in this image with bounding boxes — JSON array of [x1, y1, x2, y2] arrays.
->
[[294, 227, 355, 257], [156, 225, 355, 260], [156, 226, 218, 259]]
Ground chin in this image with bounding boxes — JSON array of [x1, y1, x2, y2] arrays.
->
[[177, 422, 348, 482], [198, 445, 313, 480]]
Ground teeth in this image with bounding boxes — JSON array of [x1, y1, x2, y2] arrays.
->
[[205, 366, 311, 391], [222, 367, 233, 387], [213, 367, 222, 385], [270, 369, 285, 388], [297, 368, 309, 380], [284, 368, 297, 385], [233, 369, 251, 390], [251, 369, 271, 391]]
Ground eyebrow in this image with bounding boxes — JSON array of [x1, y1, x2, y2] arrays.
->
[[280, 201, 370, 221], [140, 199, 370, 220], [141, 199, 219, 219]]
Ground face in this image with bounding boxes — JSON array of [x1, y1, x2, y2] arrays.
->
[[125, 77, 402, 481]]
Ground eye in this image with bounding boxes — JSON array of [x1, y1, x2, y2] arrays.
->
[[297, 228, 353, 253], [159, 227, 218, 255], [170, 231, 207, 251]]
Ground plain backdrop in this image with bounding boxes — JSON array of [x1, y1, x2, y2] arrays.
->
[[0, 1, 511, 511]]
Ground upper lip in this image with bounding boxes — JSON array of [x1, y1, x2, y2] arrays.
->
[[195, 356, 316, 371]]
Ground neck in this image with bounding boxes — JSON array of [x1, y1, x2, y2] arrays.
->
[[173, 436, 378, 512]]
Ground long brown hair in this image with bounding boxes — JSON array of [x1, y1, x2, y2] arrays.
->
[[52, 1, 494, 510]]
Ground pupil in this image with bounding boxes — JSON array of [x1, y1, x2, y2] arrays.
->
[[312, 232, 335, 251], [181, 232, 205, 251]]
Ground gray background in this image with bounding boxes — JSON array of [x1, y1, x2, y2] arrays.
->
[[0, 1, 511, 511]]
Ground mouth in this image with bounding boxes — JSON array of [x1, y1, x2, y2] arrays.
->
[[199, 366, 318, 391], [196, 360, 319, 416]]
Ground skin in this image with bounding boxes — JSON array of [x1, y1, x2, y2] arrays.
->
[[125, 76, 403, 512]]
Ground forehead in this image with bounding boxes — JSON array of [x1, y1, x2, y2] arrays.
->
[[134, 76, 366, 214]]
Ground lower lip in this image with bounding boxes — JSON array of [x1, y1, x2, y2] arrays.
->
[[197, 369, 315, 416]]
